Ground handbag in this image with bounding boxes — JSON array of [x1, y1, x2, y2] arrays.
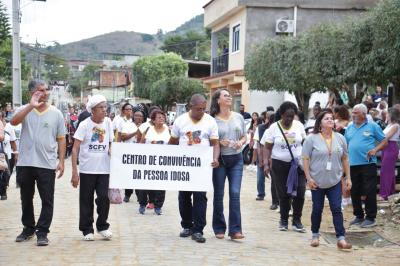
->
[[0, 142, 9, 171], [108, 188, 122, 204], [277, 122, 299, 197]]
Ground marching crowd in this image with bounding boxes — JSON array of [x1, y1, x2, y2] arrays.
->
[[0, 80, 398, 250]]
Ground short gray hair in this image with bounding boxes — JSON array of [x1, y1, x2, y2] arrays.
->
[[28, 79, 47, 92], [353, 103, 368, 114]]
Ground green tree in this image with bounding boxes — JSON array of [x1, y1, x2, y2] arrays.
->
[[1, 38, 30, 80], [160, 31, 210, 61], [132, 52, 188, 99], [149, 77, 205, 109], [44, 54, 69, 81], [0, 0, 11, 44], [245, 36, 322, 116]]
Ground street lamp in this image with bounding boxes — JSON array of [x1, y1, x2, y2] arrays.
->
[[12, 0, 47, 108]]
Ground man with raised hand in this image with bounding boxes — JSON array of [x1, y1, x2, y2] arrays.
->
[[11, 80, 66, 246]]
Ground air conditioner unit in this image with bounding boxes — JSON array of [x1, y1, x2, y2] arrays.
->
[[276, 19, 294, 34]]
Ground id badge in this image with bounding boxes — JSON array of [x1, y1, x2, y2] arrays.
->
[[326, 161, 332, 171]]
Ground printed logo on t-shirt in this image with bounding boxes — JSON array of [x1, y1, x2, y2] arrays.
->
[[43, 122, 49, 128], [363, 131, 371, 137], [91, 127, 105, 143], [185, 130, 202, 145], [280, 132, 298, 150], [89, 126, 107, 152]]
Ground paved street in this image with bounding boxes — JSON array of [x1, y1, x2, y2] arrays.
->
[[0, 159, 399, 266]]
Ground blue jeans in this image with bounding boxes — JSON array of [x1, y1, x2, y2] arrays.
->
[[311, 181, 345, 240], [257, 164, 265, 198], [212, 153, 243, 235]]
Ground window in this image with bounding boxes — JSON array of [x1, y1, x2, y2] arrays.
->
[[232, 24, 240, 52]]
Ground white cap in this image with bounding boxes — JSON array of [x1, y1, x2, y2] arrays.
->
[[86, 95, 107, 113]]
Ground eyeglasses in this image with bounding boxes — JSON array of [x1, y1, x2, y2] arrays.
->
[[222, 94, 232, 98], [124, 108, 133, 111]]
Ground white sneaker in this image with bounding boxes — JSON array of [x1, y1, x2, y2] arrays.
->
[[83, 233, 94, 241], [98, 230, 112, 240]]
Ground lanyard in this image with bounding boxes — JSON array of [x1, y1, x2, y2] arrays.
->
[[320, 132, 334, 158]]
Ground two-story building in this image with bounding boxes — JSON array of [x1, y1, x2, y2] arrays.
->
[[202, 0, 378, 113]]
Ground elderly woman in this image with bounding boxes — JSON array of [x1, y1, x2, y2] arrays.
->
[[71, 95, 113, 241], [210, 89, 246, 240], [261, 101, 307, 232], [302, 110, 352, 249], [138, 109, 170, 215]]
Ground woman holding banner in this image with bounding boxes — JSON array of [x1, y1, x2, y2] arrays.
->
[[210, 89, 246, 240], [138, 109, 170, 215], [71, 95, 113, 241]]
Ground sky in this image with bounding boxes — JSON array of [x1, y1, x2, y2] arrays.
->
[[4, 0, 208, 45]]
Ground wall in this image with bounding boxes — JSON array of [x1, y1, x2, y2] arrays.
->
[[204, 0, 240, 28]]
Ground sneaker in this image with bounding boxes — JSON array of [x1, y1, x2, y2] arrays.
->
[[191, 232, 206, 243], [98, 229, 112, 239], [123, 196, 130, 203], [279, 220, 288, 231], [15, 229, 35, 242], [179, 228, 192, 238], [360, 219, 376, 228], [270, 204, 279, 210], [0, 195, 7, 200], [83, 233, 94, 241], [146, 203, 154, 209], [36, 234, 49, 246], [139, 205, 146, 214], [154, 208, 162, 215], [256, 196, 264, 201], [349, 217, 364, 226], [292, 220, 306, 233]]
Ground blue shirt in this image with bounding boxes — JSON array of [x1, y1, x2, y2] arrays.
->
[[345, 121, 385, 166]]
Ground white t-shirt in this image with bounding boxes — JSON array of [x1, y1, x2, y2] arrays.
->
[[112, 115, 123, 131], [2, 123, 16, 158], [144, 125, 170, 145], [121, 120, 138, 143], [74, 117, 114, 174], [261, 120, 306, 162], [171, 112, 219, 146], [139, 120, 152, 134], [384, 123, 400, 141]]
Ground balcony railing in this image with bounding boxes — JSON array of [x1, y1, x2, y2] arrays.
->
[[212, 54, 229, 75]]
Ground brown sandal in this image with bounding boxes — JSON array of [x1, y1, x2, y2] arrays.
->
[[310, 238, 320, 247], [337, 240, 352, 250], [230, 233, 245, 240]]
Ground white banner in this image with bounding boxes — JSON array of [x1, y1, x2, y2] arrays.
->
[[109, 143, 214, 191]]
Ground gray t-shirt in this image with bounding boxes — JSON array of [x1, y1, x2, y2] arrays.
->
[[302, 132, 348, 189], [15, 105, 66, 170], [215, 112, 246, 155]]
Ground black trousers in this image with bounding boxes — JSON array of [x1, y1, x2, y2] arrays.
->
[[270, 170, 279, 205], [19, 166, 55, 235], [178, 191, 207, 234], [350, 164, 377, 220], [79, 173, 110, 235], [137, 190, 165, 208], [271, 159, 306, 222]]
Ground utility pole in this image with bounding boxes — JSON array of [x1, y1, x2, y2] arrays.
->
[[12, 0, 22, 108]]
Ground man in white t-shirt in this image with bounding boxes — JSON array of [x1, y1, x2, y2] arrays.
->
[[71, 95, 113, 241], [169, 94, 220, 244]]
